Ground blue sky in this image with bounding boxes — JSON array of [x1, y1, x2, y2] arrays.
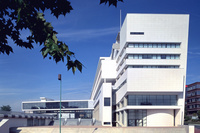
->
[[1, 0, 200, 111]]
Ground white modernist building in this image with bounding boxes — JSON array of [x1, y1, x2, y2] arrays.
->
[[91, 14, 189, 127], [22, 13, 189, 127]]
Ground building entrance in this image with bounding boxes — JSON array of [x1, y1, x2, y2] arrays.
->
[[128, 110, 147, 126]]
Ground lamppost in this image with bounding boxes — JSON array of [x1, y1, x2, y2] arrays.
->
[[58, 74, 62, 133]]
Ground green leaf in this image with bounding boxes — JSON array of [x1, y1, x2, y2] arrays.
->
[[43, 48, 49, 58], [17, 8, 21, 23]]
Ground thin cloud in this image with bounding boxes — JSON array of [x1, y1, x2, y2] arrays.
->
[[0, 92, 20, 96], [57, 27, 119, 40], [188, 51, 200, 55]]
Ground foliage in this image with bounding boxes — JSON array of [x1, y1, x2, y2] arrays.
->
[[0, 0, 122, 73], [0, 105, 12, 111], [197, 110, 200, 119], [191, 119, 198, 122], [193, 113, 197, 116], [100, 0, 123, 6], [184, 115, 191, 121]]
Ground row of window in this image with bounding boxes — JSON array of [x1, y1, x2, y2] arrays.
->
[[187, 98, 200, 103], [128, 65, 179, 69], [187, 91, 200, 97], [127, 43, 180, 48], [187, 84, 200, 91], [127, 54, 180, 59], [23, 101, 88, 109], [188, 104, 200, 109], [127, 95, 177, 106]]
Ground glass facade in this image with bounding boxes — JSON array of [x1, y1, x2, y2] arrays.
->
[[23, 101, 88, 109], [127, 95, 177, 106], [128, 110, 147, 126]]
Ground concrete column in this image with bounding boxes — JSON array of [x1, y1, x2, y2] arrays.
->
[[119, 111, 121, 123], [124, 110, 127, 127], [116, 112, 119, 127], [124, 96, 127, 107]]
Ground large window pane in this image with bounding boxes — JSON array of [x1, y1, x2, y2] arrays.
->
[[127, 95, 177, 106]]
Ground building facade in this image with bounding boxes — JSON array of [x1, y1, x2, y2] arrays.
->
[[22, 97, 93, 119], [186, 82, 200, 115], [91, 14, 189, 127]]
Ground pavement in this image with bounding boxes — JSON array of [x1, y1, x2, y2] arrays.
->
[[10, 126, 188, 133]]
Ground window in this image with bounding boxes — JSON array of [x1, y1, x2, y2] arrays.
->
[[153, 44, 157, 48], [161, 44, 166, 48], [176, 44, 180, 48], [142, 55, 148, 59], [171, 44, 176, 48], [104, 98, 110, 106], [134, 55, 139, 59], [161, 55, 166, 59], [128, 43, 134, 48], [139, 44, 143, 48], [128, 55, 134, 59], [134, 44, 139, 48], [130, 32, 144, 35], [104, 122, 111, 125]]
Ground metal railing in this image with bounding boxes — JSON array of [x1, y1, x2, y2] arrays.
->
[[0, 111, 54, 118]]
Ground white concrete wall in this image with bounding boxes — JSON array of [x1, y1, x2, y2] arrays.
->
[[147, 109, 174, 126], [175, 109, 181, 126], [120, 16, 128, 50], [91, 57, 116, 101], [101, 83, 112, 126], [101, 59, 116, 79], [127, 68, 184, 92]]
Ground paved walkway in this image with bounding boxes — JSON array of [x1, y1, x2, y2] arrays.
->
[[11, 126, 188, 133]]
